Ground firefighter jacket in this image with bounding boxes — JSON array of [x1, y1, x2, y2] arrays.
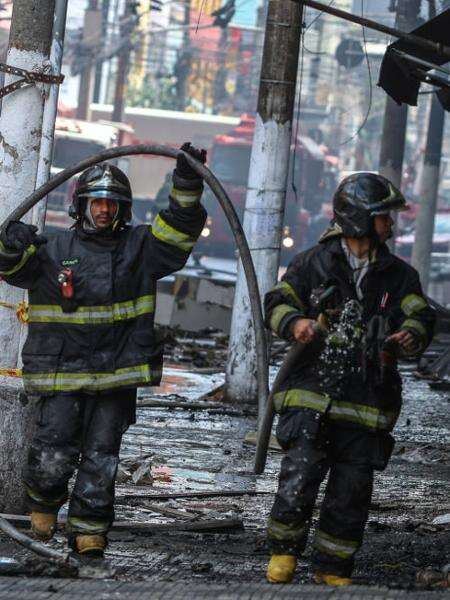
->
[[265, 235, 435, 433], [0, 173, 207, 395]]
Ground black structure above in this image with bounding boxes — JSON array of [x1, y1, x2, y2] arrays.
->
[[378, 9, 450, 110]]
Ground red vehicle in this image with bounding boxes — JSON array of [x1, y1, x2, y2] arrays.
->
[[196, 115, 337, 262]]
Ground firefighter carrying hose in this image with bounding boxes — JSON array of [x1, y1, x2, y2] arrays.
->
[[0, 143, 207, 556], [265, 173, 435, 586]]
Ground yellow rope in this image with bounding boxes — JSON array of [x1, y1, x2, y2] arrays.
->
[[0, 300, 29, 323], [0, 302, 28, 377], [0, 368, 22, 377]]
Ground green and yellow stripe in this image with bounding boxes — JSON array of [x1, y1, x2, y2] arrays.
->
[[0, 242, 36, 276], [151, 215, 197, 252], [23, 363, 162, 393], [171, 186, 202, 208], [28, 295, 155, 324]]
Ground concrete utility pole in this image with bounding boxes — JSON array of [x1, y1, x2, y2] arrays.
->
[[112, 1, 135, 123], [226, 0, 304, 406], [93, 0, 111, 103], [0, 0, 56, 513], [410, 0, 444, 292], [76, 0, 101, 121], [213, 27, 229, 113], [378, 0, 421, 189], [175, 0, 192, 111], [411, 98, 446, 291]]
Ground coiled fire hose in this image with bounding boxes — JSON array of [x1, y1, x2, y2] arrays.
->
[[0, 144, 272, 565]]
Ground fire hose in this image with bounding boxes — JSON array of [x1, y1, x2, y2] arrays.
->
[[0, 144, 272, 565]]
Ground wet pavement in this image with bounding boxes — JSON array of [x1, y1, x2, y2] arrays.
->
[[0, 352, 449, 597]]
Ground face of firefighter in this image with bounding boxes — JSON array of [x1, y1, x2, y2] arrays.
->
[[374, 213, 394, 243], [88, 197, 119, 229]]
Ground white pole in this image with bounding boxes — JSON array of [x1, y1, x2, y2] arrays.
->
[[225, 0, 304, 407], [0, 0, 57, 513]]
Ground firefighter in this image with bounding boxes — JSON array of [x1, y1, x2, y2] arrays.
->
[[265, 173, 435, 586], [0, 143, 207, 556]]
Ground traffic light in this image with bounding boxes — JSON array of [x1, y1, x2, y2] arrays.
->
[[211, 0, 235, 28]]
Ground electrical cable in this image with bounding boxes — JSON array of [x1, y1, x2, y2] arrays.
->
[[195, 0, 208, 32], [290, 14, 306, 205], [304, 0, 336, 33], [338, 0, 373, 146]]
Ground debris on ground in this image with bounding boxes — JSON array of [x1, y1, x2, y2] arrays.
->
[[0, 328, 449, 593]]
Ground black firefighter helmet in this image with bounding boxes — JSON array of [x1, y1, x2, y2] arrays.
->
[[70, 163, 133, 225], [333, 172, 408, 239]]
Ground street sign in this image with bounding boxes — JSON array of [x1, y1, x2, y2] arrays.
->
[[335, 38, 364, 69]]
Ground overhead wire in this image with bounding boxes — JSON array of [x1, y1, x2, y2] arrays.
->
[[338, 0, 373, 146], [304, 0, 336, 33], [290, 4, 306, 204]]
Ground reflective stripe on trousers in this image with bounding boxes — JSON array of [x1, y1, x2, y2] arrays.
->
[[24, 364, 162, 393], [314, 529, 359, 560]]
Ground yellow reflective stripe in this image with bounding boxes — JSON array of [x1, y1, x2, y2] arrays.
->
[[0, 243, 36, 276], [401, 318, 427, 340], [171, 186, 202, 207], [269, 304, 299, 335], [267, 517, 308, 542], [23, 364, 162, 393], [112, 295, 155, 320], [151, 214, 196, 252], [314, 529, 358, 559], [273, 389, 331, 413], [67, 517, 108, 534], [401, 294, 428, 316], [28, 295, 155, 324], [274, 281, 305, 311], [328, 400, 396, 430]]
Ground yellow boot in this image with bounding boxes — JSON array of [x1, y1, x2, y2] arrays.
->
[[31, 512, 57, 541], [267, 555, 297, 583], [75, 534, 107, 556], [314, 573, 352, 586]]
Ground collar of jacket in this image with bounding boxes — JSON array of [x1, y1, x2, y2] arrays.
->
[[323, 237, 395, 272], [74, 223, 125, 248]]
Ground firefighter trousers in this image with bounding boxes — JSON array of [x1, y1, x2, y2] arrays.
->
[[24, 391, 136, 538], [267, 408, 393, 577]]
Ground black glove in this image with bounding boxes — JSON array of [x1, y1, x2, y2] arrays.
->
[[176, 142, 207, 180], [0, 221, 47, 252]]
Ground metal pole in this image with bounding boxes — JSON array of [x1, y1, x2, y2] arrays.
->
[[213, 27, 229, 112], [0, 0, 56, 513], [378, 0, 421, 247], [112, 1, 134, 123], [226, 0, 303, 407], [76, 0, 99, 120], [301, 0, 450, 61], [411, 93, 446, 290], [175, 0, 192, 111], [93, 0, 111, 102], [32, 0, 69, 234]]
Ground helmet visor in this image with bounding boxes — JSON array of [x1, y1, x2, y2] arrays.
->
[[78, 190, 132, 204], [369, 183, 409, 215]]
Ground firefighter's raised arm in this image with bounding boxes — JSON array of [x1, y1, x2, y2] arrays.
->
[[148, 142, 207, 279], [0, 221, 47, 289]]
